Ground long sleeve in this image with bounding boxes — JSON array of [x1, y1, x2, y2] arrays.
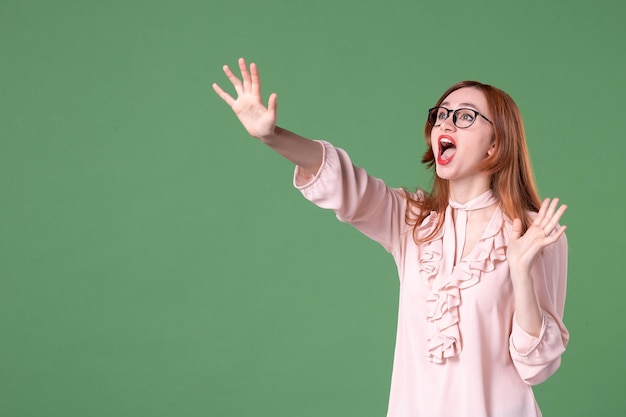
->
[[509, 233, 569, 385], [293, 140, 569, 415], [294, 141, 409, 255]]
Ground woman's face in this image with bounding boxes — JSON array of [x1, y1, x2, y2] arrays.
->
[[430, 87, 495, 186]]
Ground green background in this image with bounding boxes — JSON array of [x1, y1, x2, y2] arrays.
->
[[1, 0, 624, 416]]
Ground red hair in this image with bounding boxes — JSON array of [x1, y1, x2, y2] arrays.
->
[[405, 81, 542, 243]]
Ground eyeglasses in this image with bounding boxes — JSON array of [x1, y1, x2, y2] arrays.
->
[[427, 106, 493, 129]]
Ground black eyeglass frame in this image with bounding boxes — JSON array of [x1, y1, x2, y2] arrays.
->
[[427, 106, 494, 128]]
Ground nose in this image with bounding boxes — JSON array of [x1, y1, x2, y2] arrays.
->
[[440, 113, 456, 131]]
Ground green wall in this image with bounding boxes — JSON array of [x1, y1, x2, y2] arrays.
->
[[1, 0, 624, 416]]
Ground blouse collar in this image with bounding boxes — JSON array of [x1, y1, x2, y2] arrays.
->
[[449, 189, 497, 211]]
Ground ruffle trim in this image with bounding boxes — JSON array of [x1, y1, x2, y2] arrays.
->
[[421, 209, 508, 364]]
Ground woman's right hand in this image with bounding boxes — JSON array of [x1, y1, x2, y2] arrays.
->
[[214, 58, 323, 174], [212, 58, 277, 140]]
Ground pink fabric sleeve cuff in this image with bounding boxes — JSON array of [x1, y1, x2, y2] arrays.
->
[[293, 140, 327, 189], [510, 313, 545, 356]]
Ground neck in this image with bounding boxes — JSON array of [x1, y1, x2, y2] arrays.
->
[[448, 176, 491, 204]]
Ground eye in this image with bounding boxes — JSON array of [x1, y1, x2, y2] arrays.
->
[[436, 108, 448, 120], [457, 109, 475, 122]]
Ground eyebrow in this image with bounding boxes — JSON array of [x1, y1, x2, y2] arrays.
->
[[441, 101, 481, 110]]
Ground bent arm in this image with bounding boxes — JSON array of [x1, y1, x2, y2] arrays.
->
[[509, 234, 569, 385]]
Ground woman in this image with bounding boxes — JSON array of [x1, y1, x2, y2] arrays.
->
[[213, 58, 569, 417]]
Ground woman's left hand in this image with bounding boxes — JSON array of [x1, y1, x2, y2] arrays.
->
[[507, 198, 567, 276]]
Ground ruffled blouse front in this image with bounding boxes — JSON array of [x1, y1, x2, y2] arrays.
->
[[423, 191, 508, 363], [295, 141, 569, 417]]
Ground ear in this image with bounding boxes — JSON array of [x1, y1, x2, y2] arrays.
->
[[486, 140, 496, 157]]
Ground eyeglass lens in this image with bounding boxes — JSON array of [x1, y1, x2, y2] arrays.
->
[[428, 107, 478, 128]]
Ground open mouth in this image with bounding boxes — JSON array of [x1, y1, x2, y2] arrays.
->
[[437, 136, 456, 164]]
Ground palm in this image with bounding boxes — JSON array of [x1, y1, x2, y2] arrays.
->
[[230, 94, 275, 138], [507, 198, 567, 273], [213, 58, 277, 139]]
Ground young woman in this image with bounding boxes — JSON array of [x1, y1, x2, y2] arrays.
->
[[213, 58, 569, 417]]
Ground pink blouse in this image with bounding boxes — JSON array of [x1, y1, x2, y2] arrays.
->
[[294, 141, 569, 417]]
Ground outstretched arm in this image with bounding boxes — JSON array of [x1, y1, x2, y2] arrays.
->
[[213, 58, 323, 177]]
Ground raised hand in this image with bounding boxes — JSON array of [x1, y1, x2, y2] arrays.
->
[[507, 198, 568, 275], [212, 58, 277, 140]]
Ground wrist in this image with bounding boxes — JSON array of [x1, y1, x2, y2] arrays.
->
[[510, 268, 533, 286], [508, 258, 533, 279], [509, 265, 538, 299], [258, 126, 281, 144]]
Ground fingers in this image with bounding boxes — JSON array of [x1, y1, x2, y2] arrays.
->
[[239, 57, 252, 92], [250, 62, 262, 98], [216, 58, 264, 101], [544, 224, 567, 245], [511, 218, 523, 240], [222, 64, 244, 96], [212, 82, 235, 107], [536, 197, 568, 239]]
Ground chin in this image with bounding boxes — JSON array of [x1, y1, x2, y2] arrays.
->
[[435, 165, 454, 180]]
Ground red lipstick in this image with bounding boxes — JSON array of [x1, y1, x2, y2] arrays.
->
[[437, 135, 456, 165]]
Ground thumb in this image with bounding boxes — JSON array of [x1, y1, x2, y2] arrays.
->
[[511, 218, 523, 240], [268, 92, 277, 116]]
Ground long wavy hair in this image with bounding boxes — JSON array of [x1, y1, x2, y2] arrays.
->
[[405, 81, 542, 243]]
